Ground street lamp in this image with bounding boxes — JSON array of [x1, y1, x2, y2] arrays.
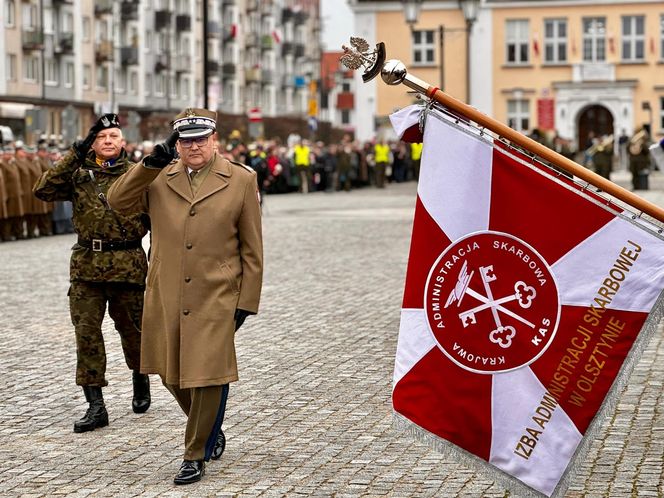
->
[[401, 0, 480, 103]]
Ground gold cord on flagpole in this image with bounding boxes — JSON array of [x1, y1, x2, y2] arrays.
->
[[341, 38, 664, 224]]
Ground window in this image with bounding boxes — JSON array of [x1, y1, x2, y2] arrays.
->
[[155, 73, 165, 96], [182, 76, 190, 100], [506, 20, 529, 64], [6, 54, 16, 81], [22, 3, 37, 29], [64, 62, 74, 87], [45, 59, 58, 85], [583, 17, 606, 62], [145, 73, 152, 95], [507, 99, 530, 133], [82, 17, 90, 41], [96, 64, 108, 90], [622, 15, 645, 62], [5, 0, 15, 27], [544, 19, 567, 63], [83, 64, 91, 89], [660, 96, 664, 131], [341, 109, 350, 125], [412, 30, 435, 65], [23, 55, 39, 82], [62, 12, 73, 34], [115, 68, 125, 92], [129, 70, 138, 95], [661, 15, 664, 60]]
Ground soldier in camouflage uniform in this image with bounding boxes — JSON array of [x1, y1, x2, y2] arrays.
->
[[33, 113, 151, 433]]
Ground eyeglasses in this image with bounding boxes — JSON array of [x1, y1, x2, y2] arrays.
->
[[179, 136, 210, 149]]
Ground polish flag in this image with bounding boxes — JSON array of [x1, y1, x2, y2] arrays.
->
[[390, 105, 664, 497], [272, 28, 282, 44]]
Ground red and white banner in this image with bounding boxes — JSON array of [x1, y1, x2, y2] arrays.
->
[[391, 106, 664, 497]]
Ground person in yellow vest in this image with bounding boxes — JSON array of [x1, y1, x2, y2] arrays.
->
[[373, 138, 391, 189], [293, 139, 311, 193], [410, 142, 423, 180]]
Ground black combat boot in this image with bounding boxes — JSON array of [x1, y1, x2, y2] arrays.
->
[[73, 386, 109, 433], [132, 371, 151, 414]]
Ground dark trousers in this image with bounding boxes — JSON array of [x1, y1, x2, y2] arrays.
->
[[69, 280, 144, 386], [162, 380, 229, 461]]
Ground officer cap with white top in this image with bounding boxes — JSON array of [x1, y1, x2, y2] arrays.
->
[[172, 108, 217, 139]]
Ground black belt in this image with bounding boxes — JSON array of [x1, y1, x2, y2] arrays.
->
[[78, 238, 143, 252]]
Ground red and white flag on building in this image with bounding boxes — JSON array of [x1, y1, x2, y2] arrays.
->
[[390, 105, 664, 497]]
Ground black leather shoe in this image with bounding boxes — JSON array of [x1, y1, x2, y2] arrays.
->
[[210, 429, 226, 460], [74, 386, 109, 433], [173, 460, 204, 485], [132, 371, 151, 414]]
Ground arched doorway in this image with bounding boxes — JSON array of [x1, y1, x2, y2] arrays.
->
[[577, 105, 614, 151]]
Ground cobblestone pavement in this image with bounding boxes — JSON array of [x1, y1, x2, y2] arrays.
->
[[0, 180, 662, 498]]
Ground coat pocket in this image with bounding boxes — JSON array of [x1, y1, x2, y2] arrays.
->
[[219, 262, 239, 294]]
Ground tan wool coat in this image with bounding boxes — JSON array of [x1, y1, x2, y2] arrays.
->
[[107, 154, 263, 388]]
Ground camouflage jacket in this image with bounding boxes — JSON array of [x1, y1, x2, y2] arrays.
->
[[33, 148, 148, 284]]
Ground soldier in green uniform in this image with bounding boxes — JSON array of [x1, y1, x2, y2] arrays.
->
[[33, 114, 151, 433]]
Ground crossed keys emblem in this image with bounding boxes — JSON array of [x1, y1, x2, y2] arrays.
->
[[444, 261, 537, 349]]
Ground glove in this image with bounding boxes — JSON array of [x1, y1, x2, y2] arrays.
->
[[73, 113, 119, 161], [143, 131, 179, 169], [234, 309, 251, 332]]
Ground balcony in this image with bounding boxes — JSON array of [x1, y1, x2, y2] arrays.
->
[[120, 2, 139, 21], [282, 8, 293, 23], [52, 0, 73, 4], [245, 32, 259, 47], [54, 32, 74, 55], [260, 35, 273, 51], [282, 74, 294, 88], [207, 60, 220, 74], [94, 0, 113, 16], [294, 44, 305, 58], [121, 46, 139, 66], [22, 29, 44, 50], [208, 21, 221, 37], [176, 14, 191, 32], [222, 0, 235, 5], [155, 10, 172, 30], [261, 69, 273, 85], [223, 25, 237, 42], [95, 40, 114, 62], [174, 59, 191, 73], [246, 0, 258, 11], [281, 41, 294, 56], [572, 62, 615, 83], [336, 92, 354, 110], [294, 11, 308, 25], [222, 63, 236, 79], [155, 56, 168, 72], [245, 67, 261, 83]]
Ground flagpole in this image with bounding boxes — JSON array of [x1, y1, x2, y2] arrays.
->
[[341, 40, 664, 223]]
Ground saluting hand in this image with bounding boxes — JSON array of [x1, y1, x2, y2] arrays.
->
[[143, 131, 179, 169]]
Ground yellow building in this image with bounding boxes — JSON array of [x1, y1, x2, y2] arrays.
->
[[350, 0, 664, 149]]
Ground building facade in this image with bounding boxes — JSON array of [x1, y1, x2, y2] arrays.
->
[[349, 0, 664, 148], [0, 0, 322, 144]]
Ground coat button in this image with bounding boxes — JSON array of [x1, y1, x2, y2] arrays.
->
[[186, 243, 192, 249], [189, 209, 196, 216], [185, 277, 191, 283], [183, 309, 190, 316]]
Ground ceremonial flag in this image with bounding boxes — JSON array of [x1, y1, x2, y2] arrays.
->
[[391, 105, 664, 497]]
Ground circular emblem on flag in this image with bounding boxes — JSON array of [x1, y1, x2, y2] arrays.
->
[[424, 231, 560, 374]]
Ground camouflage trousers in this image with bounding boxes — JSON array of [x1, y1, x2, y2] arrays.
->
[[69, 280, 144, 387]]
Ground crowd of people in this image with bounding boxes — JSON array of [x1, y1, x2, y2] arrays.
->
[[0, 131, 424, 241]]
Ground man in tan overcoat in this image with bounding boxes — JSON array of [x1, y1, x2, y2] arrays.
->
[[108, 108, 263, 485], [1, 145, 25, 240]]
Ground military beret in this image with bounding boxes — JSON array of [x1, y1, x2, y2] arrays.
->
[[172, 108, 217, 139], [97, 113, 121, 130]]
